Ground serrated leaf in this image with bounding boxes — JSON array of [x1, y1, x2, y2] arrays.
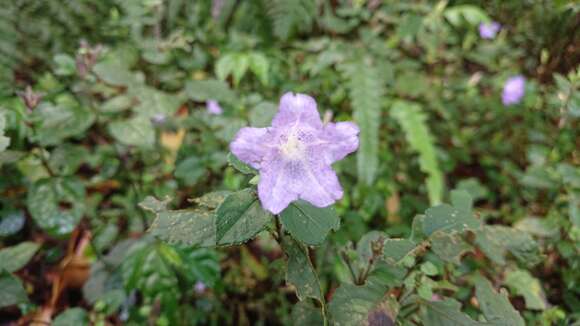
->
[[227, 152, 257, 175], [328, 281, 387, 326], [280, 200, 340, 246], [248, 53, 269, 85], [474, 225, 541, 267], [27, 177, 86, 237], [423, 191, 480, 236], [0, 271, 28, 308], [391, 101, 443, 205], [340, 59, 385, 185], [504, 269, 547, 310], [53, 308, 89, 326], [214, 189, 272, 245], [109, 115, 155, 148], [475, 277, 525, 326], [282, 236, 322, 302], [149, 208, 216, 246], [268, 0, 315, 40], [185, 79, 236, 103], [0, 242, 40, 272], [421, 298, 480, 326], [382, 239, 417, 263]]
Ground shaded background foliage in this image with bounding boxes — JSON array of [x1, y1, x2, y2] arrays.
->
[[0, 0, 579, 325]]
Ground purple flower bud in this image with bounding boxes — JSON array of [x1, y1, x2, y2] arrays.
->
[[206, 100, 223, 115], [151, 113, 167, 125], [230, 93, 359, 214], [194, 281, 206, 294], [502, 75, 526, 106], [479, 22, 501, 39], [17, 86, 43, 111]]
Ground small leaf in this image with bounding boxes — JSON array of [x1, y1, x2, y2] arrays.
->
[[282, 236, 322, 302], [328, 281, 387, 326], [93, 60, 137, 86], [185, 79, 236, 103], [248, 53, 269, 85], [109, 115, 155, 148], [430, 232, 472, 265], [382, 239, 417, 263], [280, 200, 340, 246], [504, 269, 547, 310], [0, 242, 40, 272], [227, 152, 257, 175], [475, 277, 525, 326], [215, 189, 272, 246], [423, 191, 480, 236], [474, 225, 541, 267], [53, 308, 89, 326], [139, 196, 172, 213], [0, 271, 28, 308], [149, 208, 216, 246], [0, 210, 26, 237], [421, 298, 480, 326], [27, 177, 86, 237]]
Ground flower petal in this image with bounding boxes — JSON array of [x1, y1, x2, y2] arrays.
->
[[230, 127, 271, 169], [257, 158, 301, 214], [319, 121, 359, 164], [272, 92, 322, 129], [298, 156, 343, 207]]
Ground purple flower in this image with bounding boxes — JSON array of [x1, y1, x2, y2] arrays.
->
[[194, 281, 206, 294], [479, 22, 501, 39], [212, 0, 225, 20], [502, 75, 526, 106], [230, 93, 359, 214], [206, 100, 223, 115]]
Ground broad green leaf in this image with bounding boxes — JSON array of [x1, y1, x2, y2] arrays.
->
[[282, 236, 322, 302], [0, 210, 25, 236], [174, 156, 206, 185], [0, 111, 9, 152], [474, 225, 541, 267], [231, 54, 249, 86], [31, 96, 95, 146], [93, 60, 137, 86], [227, 152, 257, 175], [0, 271, 28, 308], [139, 196, 172, 213], [328, 281, 387, 326], [444, 5, 490, 26], [382, 239, 417, 263], [99, 94, 133, 113], [280, 200, 340, 246], [149, 208, 216, 246], [109, 115, 155, 148], [475, 278, 525, 326], [215, 189, 272, 246], [27, 177, 86, 237], [215, 54, 237, 82], [340, 58, 385, 185], [248, 53, 269, 85], [430, 232, 472, 265], [423, 190, 480, 236], [249, 101, 277, 127], [291, 301, 324, 325], [53, 308, 89, 326], [131, 87, 182, 119], [504, 269, 547, 310], [185, 79, 236, 103], [421, 298, 480, 326], [0, 242, 40, 272], [191, 191, 231, 210], [391, 101, 443, 205], [53, 54, 76, 76]]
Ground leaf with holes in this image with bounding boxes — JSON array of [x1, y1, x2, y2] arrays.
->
[[475, 277, 525, 326]]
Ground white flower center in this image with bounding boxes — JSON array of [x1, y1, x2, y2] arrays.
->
[[280, 133, 305, 160]]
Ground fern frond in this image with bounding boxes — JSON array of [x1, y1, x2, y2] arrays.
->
[[339, 58, 385, 186], [391, 100, 444, 205], [268, 0, 315, 40]]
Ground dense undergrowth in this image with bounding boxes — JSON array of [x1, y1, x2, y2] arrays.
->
[[0, 0, 579, 325]]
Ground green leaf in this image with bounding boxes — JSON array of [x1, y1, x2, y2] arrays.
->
[[0, 111, 10, 152], [280, 200, 340, 246], [31, 95, 95, 146], [504, 269, 547, 310], [149, 208, 216, 246], [0, 242, 40, 272], [174, 156, 206, 185], [268, 0, 315, 40], [99, 94, 133, 113], [474, 225, 541, 267], [248, 53, 269, 85], [231, 54, 249, 86], [0, 271, 28, 308], [391, 101, 443, 205], [340, 58, 385, 185], [475, 277, 525, 326], [131, 87, 182, 119], [291, 301, 324, 325], [215, 189, 272, 246], [139, 196, 172, 213], [227, 152, 257, 175], [421, 298, 480, 326], [27, 177, 86, 237], [109, 115, 155, 148], [53, 308, 89, 326], [282, 236, 322, 302], [430, 232, 472, 265], [423, 190, 480, 236], [382, 238, 417, 263], [328, 281, 387, 326], [93, 60, 137, 86], [191, 191, 231, 210], [185, 79, 236, 103], [53, 54, 76, 76], [0, 210, 25, 236], [249, 101, 277, 128]]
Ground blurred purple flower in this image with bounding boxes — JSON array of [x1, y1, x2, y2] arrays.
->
[[230, 93, 359, 214], [479, 22, 501, 39], [206, 100, 223, 115], [194, 281, 206, 294], [151, 113, 167, 125], [502, 75, 526, 106], [212, 0, 225, 20]]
